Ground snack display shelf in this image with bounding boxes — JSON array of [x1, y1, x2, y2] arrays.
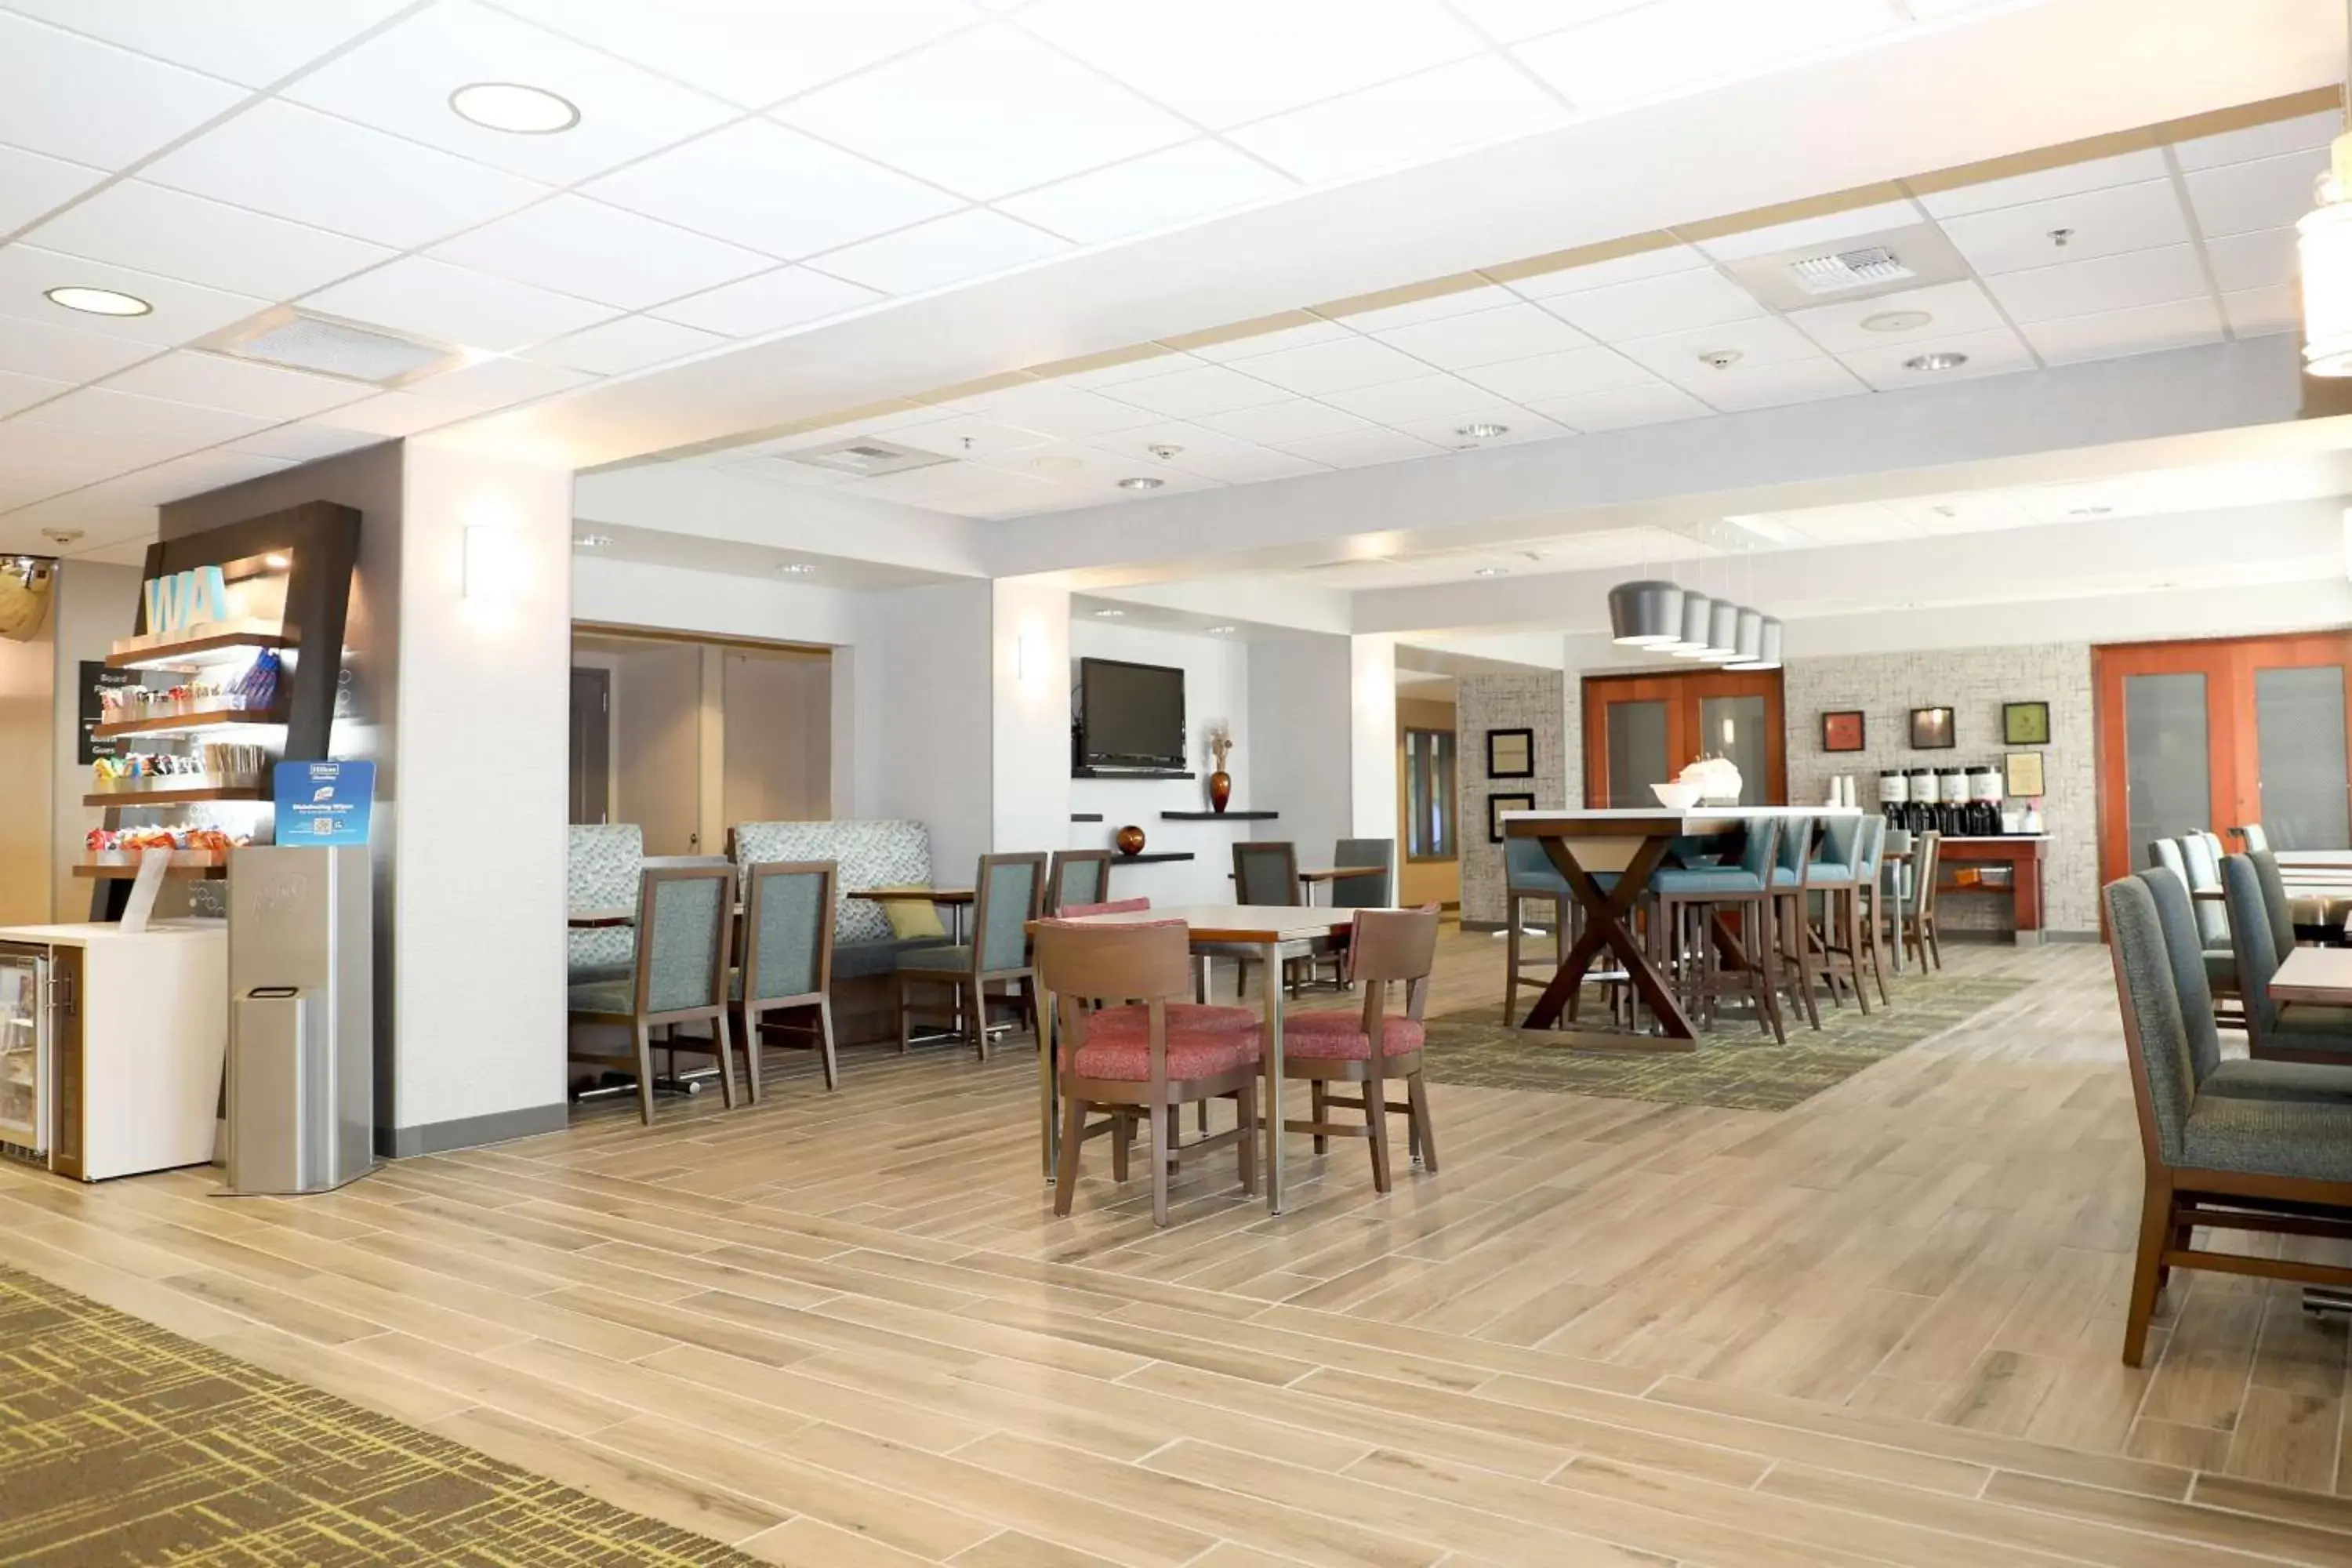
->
[[92, 706, 287, 741], [72, 864, 228, 880], [82, 784, 264, 808], [105, 626, 287, 673]]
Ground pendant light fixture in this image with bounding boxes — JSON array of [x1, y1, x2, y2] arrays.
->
[[1607, 579, 1686, 645], [2301, 1, 2352, 376], [1727, 616, 1783, 670], [1670, 591, 1715, 656], [1730, 607, 1763, 665], [1699, 599, 1742, 661]]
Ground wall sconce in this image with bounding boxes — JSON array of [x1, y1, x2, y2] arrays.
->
[[1014, 626, 1041, 683], [463, 525, 518, 601]]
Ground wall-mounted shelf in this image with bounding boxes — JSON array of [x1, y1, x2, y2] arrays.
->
[[1071, 812, 1105, 823], [1113, 851, 1196, 865], [1073, 768, 1194, 780], [74, 862, 228, 880], [84, 785, 265, 808], [1160, 810, 1278, 821], [93, 706, 286, 741], [106, 626, 285, 673]]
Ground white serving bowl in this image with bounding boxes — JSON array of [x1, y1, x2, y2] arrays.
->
[[1651, 781, 1703, 811]]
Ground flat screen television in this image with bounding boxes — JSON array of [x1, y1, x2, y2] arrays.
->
[[1076, 657, 1186, 770]]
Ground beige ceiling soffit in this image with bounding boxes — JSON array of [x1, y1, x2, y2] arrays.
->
[[1671, 180, 1913, 245], [1030, 343, 1171, 380], [1906, 89, 2336, 197], [575, 622, 833, 658], [623, 397, 931, 466], [2151, 85, 2339, 144], [1160, 308, 1327, 352], [921, 370, 1037, 405], [1315, 271, 1492, 321], [1482, 231, 1682, 287]]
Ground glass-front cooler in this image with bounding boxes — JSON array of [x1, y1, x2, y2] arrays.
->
[[0, 944, 49, 1156]]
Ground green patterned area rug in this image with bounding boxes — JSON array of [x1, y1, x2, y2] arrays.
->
[[0, 1265, 757, 1568], [1420, 970, 2030, 1112]]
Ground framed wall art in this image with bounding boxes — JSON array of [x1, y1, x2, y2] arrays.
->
[[1487, 793, 1534, 842], [1820, 710, 1865, 753], [1910, 706, 1956, 750], [2004, 751, 2046, 798], [1486, 727, 1534, 779], [2003, 700, 2051, 746]]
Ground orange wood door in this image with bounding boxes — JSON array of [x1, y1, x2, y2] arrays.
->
[[1583, 668, 1786, 807]]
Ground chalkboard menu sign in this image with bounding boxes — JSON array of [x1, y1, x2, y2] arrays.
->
[[79, 660, 136, 765]]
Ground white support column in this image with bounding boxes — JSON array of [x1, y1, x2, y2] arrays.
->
[[1350, 634, 1398, 843], [991, 578, 1072, 857]]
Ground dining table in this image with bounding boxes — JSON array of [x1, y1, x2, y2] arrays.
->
[[1033, 902, 1360, 1214], [2271, 946, 2352, 1006], [1502, 806, 1860, 1049]]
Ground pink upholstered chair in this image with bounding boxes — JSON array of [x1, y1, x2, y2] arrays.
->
[[1036, 917, 1261, 1226], [1283, 904, 1442, 1193]]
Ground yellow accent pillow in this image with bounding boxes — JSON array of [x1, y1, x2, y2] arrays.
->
[[883, 891, 946, 941]]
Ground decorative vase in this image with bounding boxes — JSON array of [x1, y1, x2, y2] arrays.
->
[[1208, 771, 1232, 814], [1114, 825, 1146, 856]]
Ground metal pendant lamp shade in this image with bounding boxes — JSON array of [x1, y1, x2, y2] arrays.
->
[[1607, 579, 1686, 645], [1730, 607, 1763, 665], [1670, 592, 1715, 656], [1700, 600, 1743, 661], [1727, 616, 1783, 670]]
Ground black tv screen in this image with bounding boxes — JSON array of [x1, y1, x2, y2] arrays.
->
[[1080, 658, 1185, 769]]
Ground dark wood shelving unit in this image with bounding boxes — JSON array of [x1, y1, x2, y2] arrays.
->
[[1160, 810, 1278, 821], [74, 862, 228, 880], [92, 706, 287, 742], [1113, 851, 1196, 865], [1071, 812, 1105, 823], [84, 784, 265, 808], [1073, 767, 1194, 780], [105, 628, 287, 672]]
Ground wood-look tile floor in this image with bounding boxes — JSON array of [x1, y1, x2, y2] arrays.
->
[[9, 929, 2352, 1566]]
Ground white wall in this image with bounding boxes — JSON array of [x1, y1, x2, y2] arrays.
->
[[862, 580, 994, 880], [1247, 631, 1360, 871], [0, 585, 53, 926], [1069, 618, 1250, 904], [993, 578, 1073, 865], [49, 561, 143, 919]]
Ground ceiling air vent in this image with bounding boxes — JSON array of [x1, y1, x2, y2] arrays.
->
[[201, 309, 463, 386], [782, 438, 949, 477], [1721, 222, 1971, 312], [1788, 245, 1914, 295]]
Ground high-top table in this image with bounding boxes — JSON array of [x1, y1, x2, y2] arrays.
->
[[1501, 806, 1860, 1049]]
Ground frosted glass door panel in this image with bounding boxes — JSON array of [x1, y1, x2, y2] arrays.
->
[[1605, 700, 1670, 807], [2256, 664, 2350, 850], [2123, 672, 2210, 873], [1700, 695, 1769, 806]]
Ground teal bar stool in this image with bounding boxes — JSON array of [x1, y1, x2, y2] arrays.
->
[[1770, 815, 1824, 1030], [1808, 814, 1870, 1015], [1651, 818, 1786, 1042]]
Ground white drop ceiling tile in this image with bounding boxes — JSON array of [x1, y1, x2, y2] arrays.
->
[[0, 13, 245, 169], [967, 437, 1131, 484], [1018, 0, 1482, 129], [1225, 55, 1565, 186], [1389, 404, 1566, 451], [522, 315, 731, 376], [0, 245, 268, 347], [20, 386, 271, 452], [225, 422, 384, 461], [99, 350, 375, 420], [1696, 199, 1926, 263], [1326, 282, 1519, 335], [1936, 179, 2193, 275], [1521, 381, 1711, 433], [887, 413, 1058, 459], [1274, 426, 1447, 467], [2222, 282, 2299, 339], [1450, 0, 1650, 43], [1192, 398, 1372, 444], [493, 0, 982, 110], [2205, 227, 2297, 294], [779, 26, 1190, 201], [1918, 149, 2172, 219], [1320, 372, 1498, 423], [30, 182, 395, 302], [1232, 335, 1427, 396], [2019, 296, 2224, 365], [1891, 492, 2038, 535], [1191, 319, 1354, 363], [2184, 149, 2329, 241], [1507, 243, 1708, 300], [651, 267, 882, 337], [1097, 361, 1292, 419], [1614, 315, 1823, 379], [2013, 479, 2153, 526], [586, 119, 961, 260], [1834, 326, 2037, 392], [2173, 110, 2340, 172], [0, 143, 103, 234], [1460, 346, 1655, 402], [736, 404, 942, 453], [433, 196, 773, 312], [143, 100, 549, 249], [997, 140, 1295, 245], [310, 390, 480, 437], [0, 368, 68, 418], [1541, 266, 1767, 343], [3, 0, 409, 87], [937, 379, 1160, 438], [1670, 355, 1868, 412], [854, 460, 1082, 515], [1085, 422, 1287, 477], [1155, 443, 1330, 485], [1373, 303, 1592, 370], [1512, 0, 1897, 112], [1785, 279, 2008, 354], [0, 312, 163, 382], [407, 355, 597, 409], [284, 2, 735, 183], [1052, 349, 1192, 388], [1773, 502, 1916, 545], [805, 209, 1068, 296], [1985, 244, 2210, 325], [304, 256, 617, 354]]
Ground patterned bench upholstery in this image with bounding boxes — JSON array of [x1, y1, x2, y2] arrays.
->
[[732, 818, 952, 979], [567, 824, 643, 984]]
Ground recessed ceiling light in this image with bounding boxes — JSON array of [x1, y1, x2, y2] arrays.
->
[[263, 553, 291, 569], [1117, 477, 1164, 492], [1030, 455, 1084, 473], [1094, 608, 1125, 618], [572, 534, 613, 549], [1473, 566, 1509, 578], [449, 82, 581, 135], [1697, 349, 1743, 369], [1207, 624, 1238, 634], [1862, 310, 1933, 333], [1456, 422, 1510, 440], [45, 285, 150, 318], [778, 562, 818, 575], [1904, 351, 1969, 372]]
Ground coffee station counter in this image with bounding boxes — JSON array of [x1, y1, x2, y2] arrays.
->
[[1932, 834, 2049, 942]]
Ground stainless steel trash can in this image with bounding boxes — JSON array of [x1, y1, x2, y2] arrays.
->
[[224, 844, 374, 1195]]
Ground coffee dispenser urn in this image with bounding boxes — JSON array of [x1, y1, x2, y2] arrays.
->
[[223, 844, 376, 1196]]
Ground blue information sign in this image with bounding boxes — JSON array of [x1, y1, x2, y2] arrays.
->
[[274, 760, 375, 847]]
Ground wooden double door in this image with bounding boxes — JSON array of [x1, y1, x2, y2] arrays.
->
[[2094, 632, 2352, 886], [1582, 669, 1787, 807]]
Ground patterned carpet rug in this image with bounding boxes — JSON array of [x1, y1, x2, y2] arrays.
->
[[0, 1265, 757, 1567], [1419, 968, 2031, 1112]]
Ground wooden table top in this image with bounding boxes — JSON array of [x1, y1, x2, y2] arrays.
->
[[2272, 947, 2352, 1005], [848, 886, 974, 904], [1047, 903, 1359, 943], [1503, 807, 1861, 838], [568, 909, 633, 928]]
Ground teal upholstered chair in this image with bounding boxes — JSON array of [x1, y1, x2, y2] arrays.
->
[[1769, 815, 1825, 1029], [567, 823, 643, 984], [1221, 841, 1305, 997], [1308, 837, 1396, 987], [1850, 816, 1891, 1004], [2151, 837, 2238, 1022], [2175, 833, 2233, 949], [736, 859, 836, 1096], [1651, 816, 1785, 1040], [568, 862, 737, 1124], [2239, 822, 2271, 853], [1806, 815, 1869, 1014], [1503, 834, 1573, 1026], [2225, 851, 2352, 1062], [1046, 849, 1112, 916], [895, 852, 1045, 1059], [2103, 873, 2352, 1367]]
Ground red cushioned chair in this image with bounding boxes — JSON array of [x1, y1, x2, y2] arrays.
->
[[1284, 904, 1442, 1194], [1036, 917, 1261, 1226]]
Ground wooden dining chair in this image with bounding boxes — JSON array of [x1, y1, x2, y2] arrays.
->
[[736, 859, 837, 1096], [1281, 905, 1443, 1192], [1046, 849, 1114, 916], [1036, 918, 1261, 1226], [2223, 851, 2352, 1062], [895, 851, 1046, 1059], [567, 862, 736, 1124], [1900, 830, 1943, 971]]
